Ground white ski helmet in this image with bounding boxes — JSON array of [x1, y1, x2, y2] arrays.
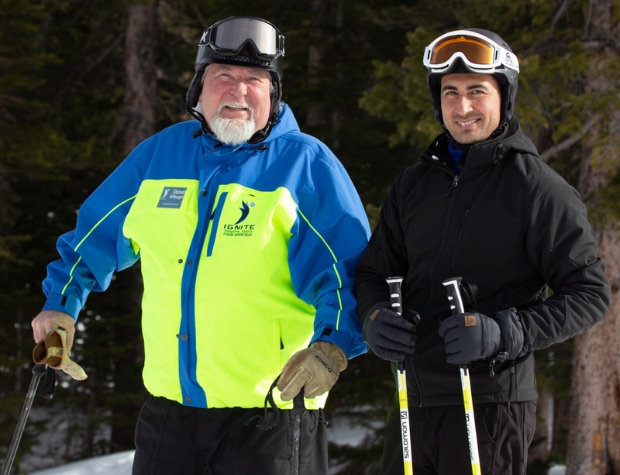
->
[[423, 28, 519, 126]]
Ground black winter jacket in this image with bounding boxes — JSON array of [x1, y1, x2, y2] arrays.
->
[[356, 120, 610, 406]]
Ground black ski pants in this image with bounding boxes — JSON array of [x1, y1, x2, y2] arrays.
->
[[380, 400, 537, 475], [132, 395, 328, 475]]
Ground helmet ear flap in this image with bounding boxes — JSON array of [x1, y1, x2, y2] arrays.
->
[[185, 67, 206, 110], [269, 71, 282, 118]]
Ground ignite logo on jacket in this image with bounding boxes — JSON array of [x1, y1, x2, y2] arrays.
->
[[236, 201, 251, 224], [223, 201, 255, 237]]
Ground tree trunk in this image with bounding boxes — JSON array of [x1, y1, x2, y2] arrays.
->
[[566, 225, 620, 474], [122, 1, 158, 155], [565, 2, 620, 470], [306, 0, 325, 128], [110, 0, 158, 452]]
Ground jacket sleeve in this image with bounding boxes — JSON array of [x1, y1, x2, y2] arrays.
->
[[518, 165, 610, 352], [288, 153, 371, 359], [41, 146, 148, 319], [355, 172, 410, 328]]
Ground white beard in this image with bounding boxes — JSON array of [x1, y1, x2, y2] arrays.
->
[[209, 102, 256, 145]]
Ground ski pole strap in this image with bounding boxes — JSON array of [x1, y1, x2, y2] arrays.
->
[[39, 365, 56, 399], [245, 377, 281, 430], [244, 372, 309, 431]]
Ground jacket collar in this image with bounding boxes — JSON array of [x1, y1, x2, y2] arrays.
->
[[423, 118, 539, 172]]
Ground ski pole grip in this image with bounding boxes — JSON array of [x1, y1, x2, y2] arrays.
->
[[442, 277, 465, 315], [33, 364, 47, 377], [386, 276, 404, 316]]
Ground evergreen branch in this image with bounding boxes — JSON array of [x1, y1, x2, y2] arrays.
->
[[539, 116, 599, 163]]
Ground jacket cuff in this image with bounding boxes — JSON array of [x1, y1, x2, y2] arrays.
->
[[312, 328, 355, 357], [42, 293, 81, 321], [494, 308, 524, 360], [361, 301, 391, 338]]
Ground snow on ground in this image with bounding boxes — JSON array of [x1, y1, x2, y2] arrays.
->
[[29, 451, 134, 475], [548, 465, 566, 475]]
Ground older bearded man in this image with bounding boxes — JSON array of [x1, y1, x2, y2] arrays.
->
[[30, 16, 370, 475], [197, 62, 274, 145]]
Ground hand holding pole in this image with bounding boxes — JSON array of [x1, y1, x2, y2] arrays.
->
[[386, 276, 413, 475], [442, 277, 482, 475]]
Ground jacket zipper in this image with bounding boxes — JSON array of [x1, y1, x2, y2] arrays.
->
[[178, 167, 223, 406], [408, 362, 425, 407], [205, 192, 228, 257], [450, 209, 470, 269]]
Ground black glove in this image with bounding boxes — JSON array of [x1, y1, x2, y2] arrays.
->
[[494, 308, 524, 360], [364, 307, 420, 362], [438, 309, 524, 365]]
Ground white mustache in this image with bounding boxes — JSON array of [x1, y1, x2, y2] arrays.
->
[[218, 102, 253, 115]]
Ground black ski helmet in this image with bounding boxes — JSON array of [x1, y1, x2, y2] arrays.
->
[[185, 16, 285, 141], [424, 28, 519, 126]]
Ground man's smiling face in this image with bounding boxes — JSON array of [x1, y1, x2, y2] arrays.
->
[[198, 63, 272, 143], [440, 73, 502, 144]]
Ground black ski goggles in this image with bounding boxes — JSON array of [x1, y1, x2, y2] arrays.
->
[[423, 30, 519, 74], [198, 17, 285, 62]]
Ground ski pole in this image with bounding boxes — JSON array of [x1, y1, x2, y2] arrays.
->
[[291, 388, 305, 475], [1, 364, 48, 475], [442, 277, 482, 475], [385, 276, 413, 475]]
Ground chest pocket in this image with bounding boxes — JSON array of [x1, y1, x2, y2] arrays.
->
[[207, 184, 298, 260], [123, 179, 199, 264]]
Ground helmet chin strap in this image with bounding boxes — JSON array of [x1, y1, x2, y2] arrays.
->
[[247, 104, 281, 144], [187, 106, 210, 135]]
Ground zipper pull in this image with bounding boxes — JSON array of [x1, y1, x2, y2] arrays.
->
[[445, 175, 459, 197], [489, 359, 497, 377]]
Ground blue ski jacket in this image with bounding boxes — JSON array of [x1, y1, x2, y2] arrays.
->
[[42, 104, 370, 409]]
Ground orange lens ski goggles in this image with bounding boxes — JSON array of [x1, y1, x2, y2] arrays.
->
[[423, 30, 519, 74]]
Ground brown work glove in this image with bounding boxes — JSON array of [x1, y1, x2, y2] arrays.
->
[[32, 328, 88, 380], [277, 341, 348, 401]]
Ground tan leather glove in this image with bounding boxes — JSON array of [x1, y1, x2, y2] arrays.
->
[[31, 311, 87, 380], [277, 341, 347, 401]]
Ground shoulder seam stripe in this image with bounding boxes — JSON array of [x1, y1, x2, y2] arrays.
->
[[61, 195, 137, 295]]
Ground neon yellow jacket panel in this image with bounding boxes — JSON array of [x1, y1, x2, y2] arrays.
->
[[42, 105, 370, 409]]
